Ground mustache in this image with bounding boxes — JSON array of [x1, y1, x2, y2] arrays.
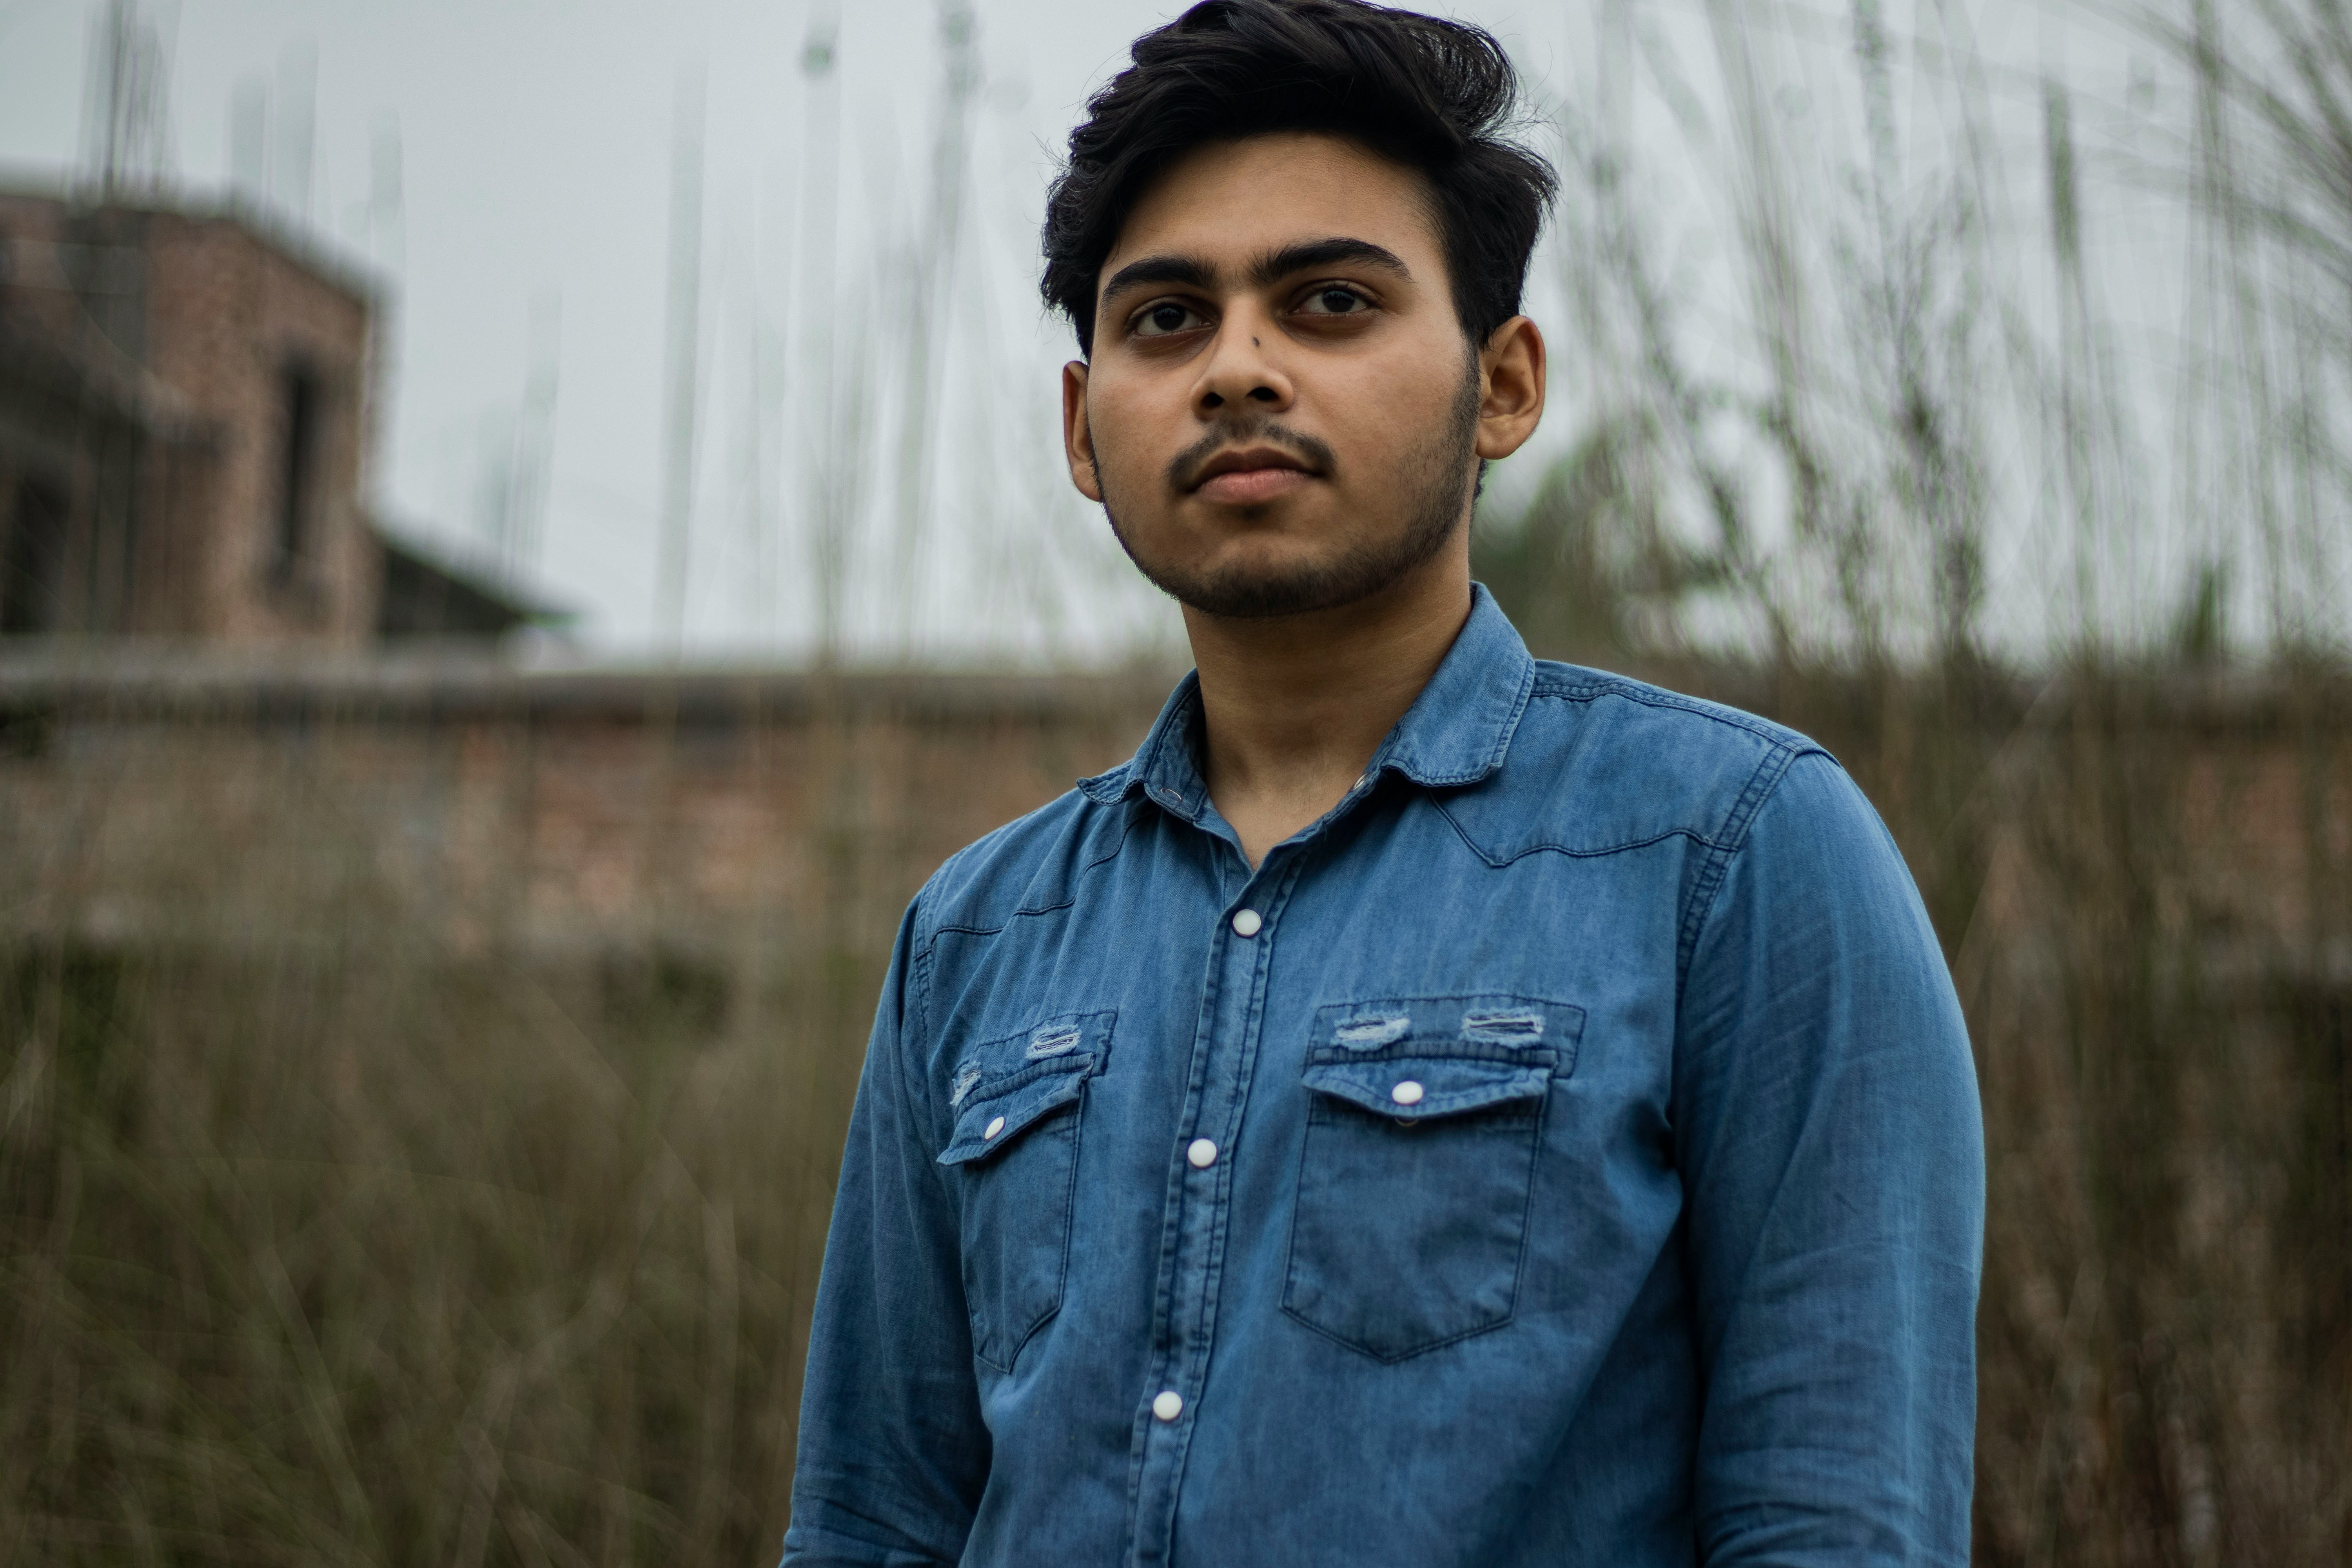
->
[[1165, 418, 1338, 493]]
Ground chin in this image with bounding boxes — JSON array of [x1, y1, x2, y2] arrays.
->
[[1179, 490, 1328, 534], [1176, 531, 1338, 581], [1106, 485, 1440, 619], [1147, 544, 1395, 620]]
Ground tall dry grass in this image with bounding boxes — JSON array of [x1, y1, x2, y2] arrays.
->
[[0, 928, 869, 1567], [1470, 0, 2352, 1555], [0, 674, 1151, 1567], [2, 666, 2343, 1567], [1736, 668, 2347, 1565]]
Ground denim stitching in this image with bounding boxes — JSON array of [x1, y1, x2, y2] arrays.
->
[[1427, 798, 1732, 867], [1525, 670, 1830, 760], [1676, 743, 1817, 989]]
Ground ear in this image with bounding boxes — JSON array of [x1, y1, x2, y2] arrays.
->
[[1473, 316, 1546, 462], [1063, 360, 1104, 502]]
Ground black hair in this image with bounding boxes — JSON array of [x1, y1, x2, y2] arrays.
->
[[1041, 0, 1556, 357]]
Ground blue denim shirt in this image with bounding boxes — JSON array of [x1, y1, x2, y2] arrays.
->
[[784, 587, 1984, 1568]]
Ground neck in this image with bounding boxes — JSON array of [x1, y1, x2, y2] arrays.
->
[[1184, 547, 1472, 869]]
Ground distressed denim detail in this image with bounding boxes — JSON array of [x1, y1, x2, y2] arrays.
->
[[1332, 1013, 1412, 1049], [784, 587, 1986, 1568], [1461, 1008, 1546, 1042], [936, 1010, 1114, 1370], [1025, 1025, 1083, 1058]]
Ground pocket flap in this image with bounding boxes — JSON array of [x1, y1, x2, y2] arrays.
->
[[936, 1009, 1115, 1168], [938, 1056, 1094, 1165], [1302, 1047, 1558, 1123]]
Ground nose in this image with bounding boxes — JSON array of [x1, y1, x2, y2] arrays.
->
[[1191, 304, 1293, 417]]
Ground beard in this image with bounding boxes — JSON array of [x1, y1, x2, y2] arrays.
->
[[1096, 360, 1483, 620]]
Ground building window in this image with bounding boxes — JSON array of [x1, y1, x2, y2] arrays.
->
[[274, 363, 322, 578], [2, 478, 68, 635]]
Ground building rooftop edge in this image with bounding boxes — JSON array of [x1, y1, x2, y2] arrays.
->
[[0, 172, 385, 307], [0, 652, 2336, 732]]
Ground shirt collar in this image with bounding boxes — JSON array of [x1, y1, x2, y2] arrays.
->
[[1077, 583, 1537, 810]]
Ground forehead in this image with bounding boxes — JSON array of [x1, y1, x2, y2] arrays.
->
[[1102, 132, 1445, 283]]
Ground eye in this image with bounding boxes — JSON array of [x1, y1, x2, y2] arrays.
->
[[1132, 300, 1207, 337], [1296, 285, 1371, 316]]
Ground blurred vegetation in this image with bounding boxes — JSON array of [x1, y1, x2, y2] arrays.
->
[[0, 933, 873, 1568], [1460, 0, 2352, 1554], [2, 663, 2343, 1566]]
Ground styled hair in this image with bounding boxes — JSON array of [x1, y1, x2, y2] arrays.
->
[[1041, 0, 1556, 356]]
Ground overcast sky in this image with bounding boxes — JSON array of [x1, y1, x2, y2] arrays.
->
[[0, 0, 2165, 661]]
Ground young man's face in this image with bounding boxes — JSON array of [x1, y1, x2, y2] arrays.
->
[[1062, 132, 1545, 620]]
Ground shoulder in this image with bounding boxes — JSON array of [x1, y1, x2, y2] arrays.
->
[[1437, 661, 1835, 865], [1523, 661, 1818, 752], [907, 777, 1138, 955]]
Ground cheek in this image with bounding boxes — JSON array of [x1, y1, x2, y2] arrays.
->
[[1085, 383, 1172, 490], [1325, 372, 1455, 478]]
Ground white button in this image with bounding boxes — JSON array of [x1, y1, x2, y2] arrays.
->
[[1151, 1390, 1185, 1422], [984, 1115, 1007, 1139], [1187, 1137, 1218, 1169], [1390, 1080, 1425, 1106], [1354, 772, 1368, 791], [1230, 908, 1263, 937]]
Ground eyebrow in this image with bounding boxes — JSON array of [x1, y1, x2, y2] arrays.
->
[[1252, 237, 1413, 287], [1097, 236, 1414, 310], [1098, 253, 1217, 306]]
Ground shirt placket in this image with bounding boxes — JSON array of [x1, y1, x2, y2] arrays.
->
[[1125, 846, 1299, 1568]]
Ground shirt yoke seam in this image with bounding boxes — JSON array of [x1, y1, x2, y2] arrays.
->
[[1524, 673, 1811, 752], [925, 901, 1075, 950], [1427, 710, 1816, 868], [1427, 805, 1739, 867], [913, 800, 1143, 959], [1673, 741, 1824, 992]]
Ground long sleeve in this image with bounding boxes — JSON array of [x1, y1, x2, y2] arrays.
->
[[1675, 752, 1985, 1565], [782, 896, 989, 1567]]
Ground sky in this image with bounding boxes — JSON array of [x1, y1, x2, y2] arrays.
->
[[0, 0, 2183, 662]]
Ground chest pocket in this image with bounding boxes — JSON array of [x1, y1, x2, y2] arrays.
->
[[936, 1010, 1114, 1370], [1283, 994, 1582, 1362]]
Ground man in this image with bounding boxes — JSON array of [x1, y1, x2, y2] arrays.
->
[[783, 2, 1984, 1563]]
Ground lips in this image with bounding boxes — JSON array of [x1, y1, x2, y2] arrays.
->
[[1186, 445, 1318, 506]]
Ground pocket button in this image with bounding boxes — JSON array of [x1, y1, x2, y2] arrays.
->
[[1390, 1080, 1425, 1106]]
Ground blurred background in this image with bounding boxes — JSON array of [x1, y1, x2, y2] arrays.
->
[[0, 0, 2345, 1563]]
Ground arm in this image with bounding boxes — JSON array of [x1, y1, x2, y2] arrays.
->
[[782, 897, 989, 1567], [1675, 752, 1985, 1566]]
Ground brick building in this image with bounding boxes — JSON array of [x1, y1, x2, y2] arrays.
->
[[0, 183, 539, 644]]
